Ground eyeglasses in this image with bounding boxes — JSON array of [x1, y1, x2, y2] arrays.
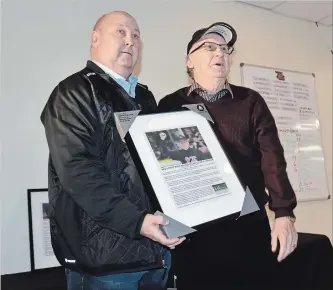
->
[[189, 42, 234, 55]]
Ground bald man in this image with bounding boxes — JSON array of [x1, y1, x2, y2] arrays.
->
[[41, 11, 184, 289]]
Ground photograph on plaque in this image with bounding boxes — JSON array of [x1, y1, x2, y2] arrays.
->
[[27, 188, 60, 270], [120, 108, 258, 233], [145, 126, 230, 209]]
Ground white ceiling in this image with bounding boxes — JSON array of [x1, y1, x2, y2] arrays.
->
[[237, 1, 333, 26]]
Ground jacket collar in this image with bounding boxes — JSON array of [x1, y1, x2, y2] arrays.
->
[[86, 60, 107, 75], [85, 60, 115, 85]]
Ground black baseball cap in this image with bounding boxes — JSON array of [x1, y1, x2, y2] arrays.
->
[[187, 22, 237, 55]]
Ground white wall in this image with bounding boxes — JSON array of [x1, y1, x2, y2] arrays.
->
[[1, 0, 332, 275]]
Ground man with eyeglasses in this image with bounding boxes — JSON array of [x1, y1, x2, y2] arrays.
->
[[158, 22, 298, 289]]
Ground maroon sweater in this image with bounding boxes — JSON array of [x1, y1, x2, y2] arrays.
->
[[158, 83, 297, 218]]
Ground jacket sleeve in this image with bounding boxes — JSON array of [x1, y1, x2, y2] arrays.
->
[[252, 94, 297, 218], [42, 82, 147, 239]]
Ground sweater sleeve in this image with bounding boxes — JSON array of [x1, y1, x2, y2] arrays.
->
[[252, 94, 297, 218]]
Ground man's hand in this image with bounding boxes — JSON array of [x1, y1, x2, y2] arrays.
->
[[271, 217, 298, 262], [140, 214, 186, 249]]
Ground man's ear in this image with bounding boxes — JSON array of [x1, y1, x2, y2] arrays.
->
[[91, 31, 100, 48], [186, 56, 194, 69]]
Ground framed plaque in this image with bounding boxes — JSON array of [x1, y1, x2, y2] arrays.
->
[[27, 188, 61, 270], [115, 105, 259, 237]]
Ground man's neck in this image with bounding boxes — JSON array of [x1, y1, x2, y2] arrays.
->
[[91, 59, 131, 80], [193, 77, 226, 93]]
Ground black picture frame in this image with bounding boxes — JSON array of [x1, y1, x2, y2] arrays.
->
[[120, 107, 248, 233], [27, 188, 60, 271]]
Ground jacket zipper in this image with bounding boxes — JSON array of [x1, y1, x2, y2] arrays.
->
[[103, 84, 165, 269], [86, 70, 164, 271]]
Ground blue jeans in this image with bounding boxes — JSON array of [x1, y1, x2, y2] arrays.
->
[[66, 249, 171, 290]]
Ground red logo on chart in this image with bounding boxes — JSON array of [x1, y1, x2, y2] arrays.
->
[[275, 71, 285, 81]]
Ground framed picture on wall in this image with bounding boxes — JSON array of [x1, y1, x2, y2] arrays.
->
[[27, 188, 61, 270]]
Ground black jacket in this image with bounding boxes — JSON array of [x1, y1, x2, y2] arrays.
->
[[40, 61, 164, 275]]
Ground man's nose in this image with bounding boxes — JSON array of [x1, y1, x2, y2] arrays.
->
[[125, 35, 135, 46], [215, 47, 224, 57]]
